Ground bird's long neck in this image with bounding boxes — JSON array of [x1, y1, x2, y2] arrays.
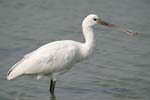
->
[[82, 25, 95, 58]]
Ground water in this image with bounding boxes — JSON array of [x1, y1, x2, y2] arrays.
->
[[0, 0, 150, 100]]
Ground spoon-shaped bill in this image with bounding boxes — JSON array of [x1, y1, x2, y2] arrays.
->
[[97, 19, 138, 36], [109, 24, 138, 36]]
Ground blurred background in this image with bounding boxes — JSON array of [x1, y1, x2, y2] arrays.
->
[[0, 0, 150, 100]]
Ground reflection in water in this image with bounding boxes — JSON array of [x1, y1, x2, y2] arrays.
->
[[50, 96, 57, 100]]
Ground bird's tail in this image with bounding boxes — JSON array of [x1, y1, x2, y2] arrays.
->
[[7, 68, 21, 80], [7, 59, 25, 80]]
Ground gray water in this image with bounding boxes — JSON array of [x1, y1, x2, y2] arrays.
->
[[0, 0, 150, 100]]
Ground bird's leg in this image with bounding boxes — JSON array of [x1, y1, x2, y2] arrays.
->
[[49, 79, 53, 93], [49, 78, 56, 96]]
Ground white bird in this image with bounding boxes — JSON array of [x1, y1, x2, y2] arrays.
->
[[6, 14, 137, 96]]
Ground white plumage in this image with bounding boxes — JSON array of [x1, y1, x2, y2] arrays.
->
[[6, 14, 136, 95], [7, 40, 82, 79], [7, 14, 99, 81]]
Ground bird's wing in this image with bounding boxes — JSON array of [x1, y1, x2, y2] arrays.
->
[[7, 40, 81, 80], [24, 41, 80, 74]]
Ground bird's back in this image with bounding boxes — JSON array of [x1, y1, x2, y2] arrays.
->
[[7, 40, 83, 80]]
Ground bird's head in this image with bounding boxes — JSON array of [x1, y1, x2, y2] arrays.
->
[[82, 14, 138, 36], [82, 14, 99, 27]]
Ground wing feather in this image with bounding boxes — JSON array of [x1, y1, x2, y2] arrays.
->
[[7, 40, 81, 80]]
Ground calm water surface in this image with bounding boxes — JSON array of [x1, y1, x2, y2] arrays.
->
[[0, 0, 150, 100]]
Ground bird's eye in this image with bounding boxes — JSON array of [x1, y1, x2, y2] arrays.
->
[[93, 18, 97, 21]]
